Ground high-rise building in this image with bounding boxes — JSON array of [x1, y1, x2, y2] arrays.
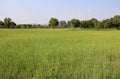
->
[[59, 21, 66, 26], [67, 21, 71, 27]]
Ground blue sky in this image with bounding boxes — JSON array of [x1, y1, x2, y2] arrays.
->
[[0, 0, 120, 24]]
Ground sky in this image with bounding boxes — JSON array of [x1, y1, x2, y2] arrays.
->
[[0, 0, 120, 24]]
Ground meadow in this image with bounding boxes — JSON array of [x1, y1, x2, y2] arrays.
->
[[0, 28, 120, 79]]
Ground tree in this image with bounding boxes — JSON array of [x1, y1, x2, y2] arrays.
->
[[49, 17, 59, 28], [71, 19, 80, 28], [99, 15, 120, 29], [10, 22, 16, 28], [27, 24, 32, 28], [80, 20, 90, 28], [89, 18, 99, 28], [104, 20, 113, 28], [0, 21, 4, 28], [4, 17, 12, 28], [112, 15, 120, 30], [80, 18, 99, 28], [100, 18, 114, 29]]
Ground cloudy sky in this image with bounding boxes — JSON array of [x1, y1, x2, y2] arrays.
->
[[0, 0, 120, 24]]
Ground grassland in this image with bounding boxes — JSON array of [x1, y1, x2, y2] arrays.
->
[[0, 29, 120, 79]]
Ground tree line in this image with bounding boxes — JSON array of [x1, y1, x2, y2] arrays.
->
[[0, 15, 120, 29], [49, 15, 120, 30], [0, 18, 16, 28], [0, 18, 43, 28]]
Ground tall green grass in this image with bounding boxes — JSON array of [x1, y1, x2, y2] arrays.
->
[[0, 29, 120, 79]]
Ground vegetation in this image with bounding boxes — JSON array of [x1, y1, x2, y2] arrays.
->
[[99, 15, 120, 29], [3, 18, 16, 28], [80, 19, 98, 28], [0, 21, 4, 28], [71, 19, 80, 28], [0, 29, 120, 79], [0, 15, 120, 29], [49, 17, 59, 28]]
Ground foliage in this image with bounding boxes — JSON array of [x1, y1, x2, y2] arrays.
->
[[10, 22, 16, 28], [100, 15, 120, 29], [80, 18, 99, 28], [71, 19, 80, 28], [62, 24, 68, 28], [49, 17, 59, 28], [80, 20, 90, 28], [4, 17, 12, 28], [112, 15, 120, 29], [0, 21, 4, 28], [3, 17, 17, 28], [89, 18, 99, 28], [0, 15, 120, 29]]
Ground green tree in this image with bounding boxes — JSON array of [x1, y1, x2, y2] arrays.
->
[[80, 18, 99, 28], [101, 19, 113, 29], [80, 20, 90, 28], [89, 18, 99, 28], [0, 21, 4, 28], [102, 19, 110, 28], [104, 20, 113, 28], [4, 17, 12, 28], [99, 15, 120, 29], [49, 17, 59, 28], [112, 15, 120, 29], [80, 21, 85, 28], [10, 22, 16, 28], [71, 19, 80, 28]]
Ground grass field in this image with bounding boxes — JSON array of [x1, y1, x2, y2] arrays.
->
[[0, 29, 120, 79]]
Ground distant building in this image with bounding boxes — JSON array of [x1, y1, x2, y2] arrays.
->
[[67, 21, 71, 27], [58, 20, 71, 28], [59, 21, 66, 26]]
